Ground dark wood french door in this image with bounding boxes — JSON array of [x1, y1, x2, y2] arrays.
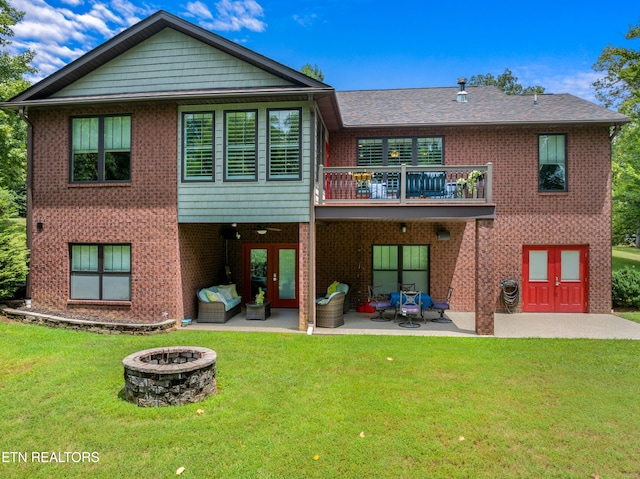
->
[[243, 244, 298, 308], [522, 245, 588, 313]]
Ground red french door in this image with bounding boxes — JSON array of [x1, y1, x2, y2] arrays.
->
[[522, 245, 588, 313], [242, 244, 298, 308]]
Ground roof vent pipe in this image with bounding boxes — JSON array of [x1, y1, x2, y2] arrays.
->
[[456, 77, 468, 103]]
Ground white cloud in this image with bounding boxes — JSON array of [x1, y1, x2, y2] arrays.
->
[[517, 66, 602, 103], [192, 0, 267, 32], [293, 13, 317, 27], [184, 1, 214, 21], [10, 0, 152, 83]]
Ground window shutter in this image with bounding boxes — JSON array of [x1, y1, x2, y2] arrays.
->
[[226, 111, 257, 180], [183, 113, 214, 180]]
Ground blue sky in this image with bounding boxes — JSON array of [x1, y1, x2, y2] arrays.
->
[[9, 0, 640, 103]]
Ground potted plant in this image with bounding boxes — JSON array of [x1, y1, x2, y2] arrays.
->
[[255, 287, 265, 304], [456, 170, 483, 198]]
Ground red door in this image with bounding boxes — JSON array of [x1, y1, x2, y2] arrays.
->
[[522, 245, 588, 313], [243, 244, 298, 308]]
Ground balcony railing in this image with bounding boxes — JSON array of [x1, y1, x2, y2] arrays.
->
[[316, 163, 493, 205]]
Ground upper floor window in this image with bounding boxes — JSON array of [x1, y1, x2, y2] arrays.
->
[[71, 115, 131, 183], [225, 110, 257, 181], [70, 244, 131, 301], [357, 137, 443, 167], [182, 112, 214, 181], [539, 134, 567, 192], [268, 108, 301, 180]]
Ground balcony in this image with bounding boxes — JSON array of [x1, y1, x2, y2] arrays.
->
[[315, 163, 495, 221], [316, 164, 493, 204]]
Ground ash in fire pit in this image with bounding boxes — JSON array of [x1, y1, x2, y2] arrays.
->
[[122, 346, 216, 407]]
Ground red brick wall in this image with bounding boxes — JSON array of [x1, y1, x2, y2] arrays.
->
[[328, 125, 612, 313], [29, 104, 182, 322], [179, 223, 225, 320]]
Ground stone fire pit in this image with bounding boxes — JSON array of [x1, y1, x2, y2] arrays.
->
[[122, 346, 217, 407]]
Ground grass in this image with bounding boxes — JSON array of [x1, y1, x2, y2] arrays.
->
[[612, 246, 640, 322], [0, 321, 639, 478]]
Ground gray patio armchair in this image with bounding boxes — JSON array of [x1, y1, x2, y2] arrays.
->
[[316, 291, 345, 328]]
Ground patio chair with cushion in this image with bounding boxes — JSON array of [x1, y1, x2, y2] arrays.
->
[[432, 287, 453, 323], [368, 285, 393, 322], [317, 281, 350, 313], [316, 291, 345, 328], [395, 290, 423, 328]]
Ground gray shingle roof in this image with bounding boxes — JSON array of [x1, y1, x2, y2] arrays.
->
[[336, 86, 629, 127]]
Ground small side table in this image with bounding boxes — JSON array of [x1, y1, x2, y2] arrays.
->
[[246, 301, 271, 320]]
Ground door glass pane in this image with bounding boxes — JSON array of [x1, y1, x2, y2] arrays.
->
[[403, 271, 428, 293], [561, 251, 580, 281], [373, 245, 398, 269], [529, 251, 548, 281], [278, 249, 296, 300], [250, 249, 267, 299], [373, 271, 398, 294]]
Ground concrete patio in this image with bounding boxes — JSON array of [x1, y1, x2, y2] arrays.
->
[[182, 308, 640, 339]]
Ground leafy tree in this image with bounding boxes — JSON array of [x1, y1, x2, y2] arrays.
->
[[0, 0, 35, 200], [0, 188, 28, 300], [468, 68, 545, 95], [592, 21, 640, 116], [593, 21, 640, 244], [300, 63, 325, 82]]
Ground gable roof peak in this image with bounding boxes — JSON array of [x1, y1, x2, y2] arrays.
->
[[8, 10, 332, 104]]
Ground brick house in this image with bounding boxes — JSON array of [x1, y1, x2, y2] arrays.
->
[[2, 11, 629, 334]]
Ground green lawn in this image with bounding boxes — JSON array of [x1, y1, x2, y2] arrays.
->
[[613, 245, 640, 271], [0, 321, 639, 478]]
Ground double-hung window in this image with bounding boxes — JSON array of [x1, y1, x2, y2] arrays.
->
[[268, 108, 301, 180], [71, 115, 131, 182], [358, 137, 443, 196], [538, 134, 567, 192], [70, 244, 131, 301], [225, 110, 257, 181], [182, 112, 214, 181], [372, 245, 430, 294], [357, 137, 443, 166]]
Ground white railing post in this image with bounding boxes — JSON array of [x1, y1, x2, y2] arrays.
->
[[485, 162, 493, 203]]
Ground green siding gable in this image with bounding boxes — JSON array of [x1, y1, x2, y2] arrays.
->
[[53, 28, 293, 98]]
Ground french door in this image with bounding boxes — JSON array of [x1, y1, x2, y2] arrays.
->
[[243, 244, 298, 308], [522, 245, 588, 312]]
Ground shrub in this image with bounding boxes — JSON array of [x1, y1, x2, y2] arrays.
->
[[612, 266, 640, 308], [0, 189, 28, 300]]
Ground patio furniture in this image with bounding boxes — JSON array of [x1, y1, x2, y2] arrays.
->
[[197, 285, 242, 323], [395, 290, 423, 328], [317, 281, 350, 313], [432, 287, 453, 323], [246, 300, 271, 320], [406, 172, 446, 198], [316, 291, 345, 328], [368, 285, 393, 322], [398, 282, 416, 292]]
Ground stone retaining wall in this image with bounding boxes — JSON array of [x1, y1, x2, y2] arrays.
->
[[0, 305, 176, 335]]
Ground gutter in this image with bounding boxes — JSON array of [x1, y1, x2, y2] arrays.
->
[[0, 87, 336, 110], [18, 107, 33, 299]]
